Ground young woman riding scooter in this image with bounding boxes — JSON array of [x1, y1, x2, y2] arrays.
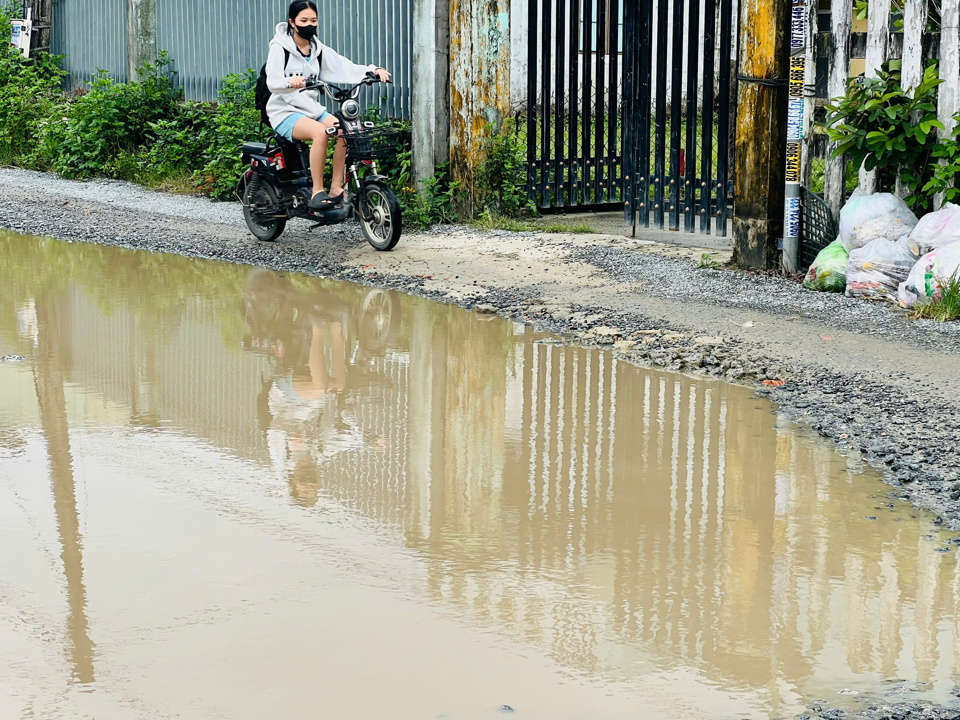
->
[[265, 0, 391, 211]]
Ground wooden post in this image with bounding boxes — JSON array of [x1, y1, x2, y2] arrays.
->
[[732, 0, 791, 269], [858, 0, 891, 194], [897, 0, 927, 197], [824, 0, 851, 217], [900, 0, 927, 93], [936, 3, 960, 209], [449, 0, 512, 218]]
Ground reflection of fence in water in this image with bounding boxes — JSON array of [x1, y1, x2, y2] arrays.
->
[[61, 287, 273, 464]]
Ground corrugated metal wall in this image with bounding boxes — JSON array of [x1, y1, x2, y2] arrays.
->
[[52, 0, 128, 87], [52, 0, 412, 118]]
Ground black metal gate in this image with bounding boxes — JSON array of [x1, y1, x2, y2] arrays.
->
[[524, 0, 737, 235]]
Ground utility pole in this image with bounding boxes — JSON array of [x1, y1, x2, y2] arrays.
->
[[448, 0, 512, 218], [732, 0, 791, 270], [126, 0, 157, 82]]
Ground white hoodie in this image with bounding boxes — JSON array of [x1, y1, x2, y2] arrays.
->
[[265, 22, 377, 128]]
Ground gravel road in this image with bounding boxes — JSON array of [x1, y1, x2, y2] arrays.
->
[[3, 167, 960, 717]]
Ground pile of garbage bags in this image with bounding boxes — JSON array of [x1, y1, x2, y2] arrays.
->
[[803, 191, 960, 308]]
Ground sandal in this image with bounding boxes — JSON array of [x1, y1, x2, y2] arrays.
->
[[309, 191, 338, 211]]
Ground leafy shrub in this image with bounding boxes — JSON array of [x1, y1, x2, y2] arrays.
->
[[196, 70, 266, 199], [0, 7, 68, 166], [924, 112, 960, 206], [476, 119, 535, 218], [55, 54, 182, 178], [825, 61, 943, 213]]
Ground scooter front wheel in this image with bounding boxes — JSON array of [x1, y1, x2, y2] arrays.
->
[[358, 181, 402, 251]]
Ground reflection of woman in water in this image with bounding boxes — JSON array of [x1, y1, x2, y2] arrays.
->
[[244, 272, 371, 506]]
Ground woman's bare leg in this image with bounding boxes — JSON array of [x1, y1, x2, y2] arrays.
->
[[291, 117, 329, 197], [330, 136, 347, 197]]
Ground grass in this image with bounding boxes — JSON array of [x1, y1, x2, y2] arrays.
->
[[471, 211, 535, 233], [541, 222, 597, 234], [911, 272, 960, 322]]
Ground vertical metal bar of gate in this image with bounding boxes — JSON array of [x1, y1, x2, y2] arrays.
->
[[594, 0, 607, 202], [700, 0, 716, 233], [540, 0, 553, 205], [653, 0, 669, 228], [669, 0, 684, 230], [581, 0, 594, 204], [553, 0, 566, 206], [527, 0, 539, 207], [637, 0, 654, 228], [683, 0, 701, 232], [568, 0, 581, 206], [606, 0, 620, 203], [621, 1, 636, 223], [715, 0, 733, 236]]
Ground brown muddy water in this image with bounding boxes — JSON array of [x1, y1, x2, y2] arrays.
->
[[1, 231, 960, 720]]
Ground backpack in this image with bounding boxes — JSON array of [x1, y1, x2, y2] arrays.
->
[[255, 48, 291, 126]]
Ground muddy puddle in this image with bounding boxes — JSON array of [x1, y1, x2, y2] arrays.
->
[[2, 231, 960, 719]]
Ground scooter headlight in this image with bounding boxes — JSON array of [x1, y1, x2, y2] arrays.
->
[[342, 99, 361, 120]]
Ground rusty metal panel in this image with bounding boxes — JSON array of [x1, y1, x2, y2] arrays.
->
[[52, 0, 128, 88]]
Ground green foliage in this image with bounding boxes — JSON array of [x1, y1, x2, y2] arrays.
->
[[825, 61, 943, 213], [0, 6, 68, 167], [196, 70, 266, 199], [912, 271, 960, 322], [477, 119, 536, 219], [923, 112, 960, 207], [378, 126, 460, 230], [55, 53, 183, 179], [697, 253, 722, 269]]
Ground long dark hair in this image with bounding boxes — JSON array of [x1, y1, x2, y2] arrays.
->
[[286, 0, 318, 35]]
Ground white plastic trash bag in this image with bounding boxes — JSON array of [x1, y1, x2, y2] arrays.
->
[[838, 191, 918, 252], [908, 203, 960, 257], [898, 241, 960, 307], [845, 236, 917, 303]]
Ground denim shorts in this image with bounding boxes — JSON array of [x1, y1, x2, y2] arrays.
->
[[274, 111, 332, 141]]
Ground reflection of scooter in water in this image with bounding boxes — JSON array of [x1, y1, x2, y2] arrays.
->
[[241, 270, 401, 505]]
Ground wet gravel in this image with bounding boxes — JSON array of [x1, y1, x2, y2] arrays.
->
[[575, 244, 960, 351], [4, 168, 960, 716]]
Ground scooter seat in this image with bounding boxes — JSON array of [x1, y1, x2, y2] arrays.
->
[[242, 142, 268, 156]]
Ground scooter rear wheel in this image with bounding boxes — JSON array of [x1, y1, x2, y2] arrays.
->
[[358, 181, 402, 251], [243, 178, 287, 242]]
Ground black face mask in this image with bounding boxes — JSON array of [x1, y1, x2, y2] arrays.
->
[[295, 24, 317, 41]]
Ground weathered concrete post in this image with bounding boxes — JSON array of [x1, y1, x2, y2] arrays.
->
[[732, 0, 791, 270], [449, 0, 512, 217], [412, 0, 451, 188], [126, 0, 157, 82]]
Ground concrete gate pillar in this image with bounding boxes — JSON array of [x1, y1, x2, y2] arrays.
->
[[448, 0, 512, 218], [413, 0, 451, 188]]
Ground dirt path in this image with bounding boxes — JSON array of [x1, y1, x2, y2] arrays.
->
[[2, 168, 959, 534]]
